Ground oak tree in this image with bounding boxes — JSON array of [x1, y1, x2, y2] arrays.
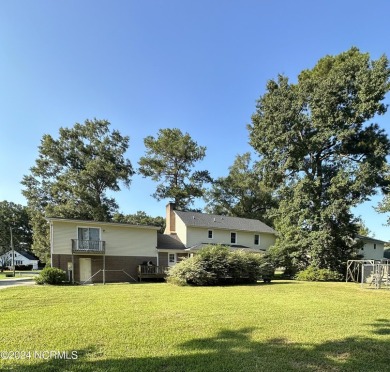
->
[[0, 201, 33, 269], [21, 119, 134, 261], [112, 211, 165, 233], [248, 48, 390, 273]]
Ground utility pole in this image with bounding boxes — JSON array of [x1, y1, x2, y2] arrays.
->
[[10, 227, 15, 277]]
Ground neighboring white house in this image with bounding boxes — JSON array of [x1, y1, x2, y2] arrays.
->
[[0, 250, 40, 269], [157, 203, 277, 267], [357, 235, 387, 261]]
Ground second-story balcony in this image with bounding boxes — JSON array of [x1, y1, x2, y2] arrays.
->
[[71, 239, 106, 254]]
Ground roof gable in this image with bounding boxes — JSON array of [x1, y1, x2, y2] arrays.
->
[[174, 210, 276, 234], [19, 250, 39, 261], [0, 250, 39, 261]]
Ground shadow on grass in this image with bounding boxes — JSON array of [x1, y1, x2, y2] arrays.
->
[[5, 325, 390, 372], [369, 318, 390, 335]]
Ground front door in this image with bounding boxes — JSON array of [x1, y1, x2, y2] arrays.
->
[[79, 258, 92, 283]]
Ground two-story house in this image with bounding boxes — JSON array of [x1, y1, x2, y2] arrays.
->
[[48, 204, 277, 284], [47, 217, 160, 283], [157, 203, 277, 267]]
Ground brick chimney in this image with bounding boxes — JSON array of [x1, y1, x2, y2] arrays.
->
[[164, 202, 176, 234]]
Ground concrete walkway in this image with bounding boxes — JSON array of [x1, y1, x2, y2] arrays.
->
[[0, 278, 35, 290]]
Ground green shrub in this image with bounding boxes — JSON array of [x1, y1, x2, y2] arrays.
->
[[295, 266, 343, 282], [35, 267, 67, 285], [167, 257, 216, 286], [5, 273, 14, 278], [167, 245, 274, 286]]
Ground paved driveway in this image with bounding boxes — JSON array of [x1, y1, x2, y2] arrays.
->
[[0, 278, 35, 290]]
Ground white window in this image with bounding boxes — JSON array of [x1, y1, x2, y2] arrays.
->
[[254, 234, 260, 245], [208, 230, 213, 239], [230, 232, 237, 244]]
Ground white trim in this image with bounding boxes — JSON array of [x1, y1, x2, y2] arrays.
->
[[157, 249, 187, 253], [47, 217, 160, 230]]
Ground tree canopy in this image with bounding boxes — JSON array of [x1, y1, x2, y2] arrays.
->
[[0, 201, 32, 252], [112, 211, 165, 233], [205, 153, 277, 226], [138, 128, 211, 210], [248, 47, 390, 273], [21, 119, 134, 261], [376, 168, 390, 223]]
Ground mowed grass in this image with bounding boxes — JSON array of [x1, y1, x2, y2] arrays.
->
[[1, 281, 390, 371], [0, 271, 37, 280]]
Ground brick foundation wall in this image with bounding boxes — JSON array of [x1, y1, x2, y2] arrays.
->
[[52, 254, 157, 283]]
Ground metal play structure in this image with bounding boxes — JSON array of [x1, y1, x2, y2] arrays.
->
[[346, 259, 390, 289]]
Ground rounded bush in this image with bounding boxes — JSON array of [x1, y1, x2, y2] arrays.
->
[[167, 245, 274, 286], [35, 267, 67, 285], [295, 266, 343, 282]]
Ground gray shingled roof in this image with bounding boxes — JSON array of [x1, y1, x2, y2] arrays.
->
[[19, 251, 39, 261], [174, 210, 276, 234], [157, 234, 186, 250], [356, 235, 388, 244]]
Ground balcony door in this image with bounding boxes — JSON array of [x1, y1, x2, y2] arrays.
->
[[78, 227, 100, 250]]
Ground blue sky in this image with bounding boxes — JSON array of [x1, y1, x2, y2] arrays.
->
[[1, 0, 390, 240]]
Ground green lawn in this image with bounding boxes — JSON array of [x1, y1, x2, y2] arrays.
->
[[1, 281, 389, 371], [0, 271, 37, 280]]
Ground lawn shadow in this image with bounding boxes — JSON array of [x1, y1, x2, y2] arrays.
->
[[5, 327, 390, 372], [368, 318, 390, 335]]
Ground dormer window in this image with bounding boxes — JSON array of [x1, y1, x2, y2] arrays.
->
[[208, 230, 213, 239]]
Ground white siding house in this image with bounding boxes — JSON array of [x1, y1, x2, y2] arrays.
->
[[47, 218, 160, 283], [0, 250, 39, 269], [357, 235, 387, 261], [157, 203, 277, 266]]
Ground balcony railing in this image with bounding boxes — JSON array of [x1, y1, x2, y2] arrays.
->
[[71, 239, 106, 254]]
